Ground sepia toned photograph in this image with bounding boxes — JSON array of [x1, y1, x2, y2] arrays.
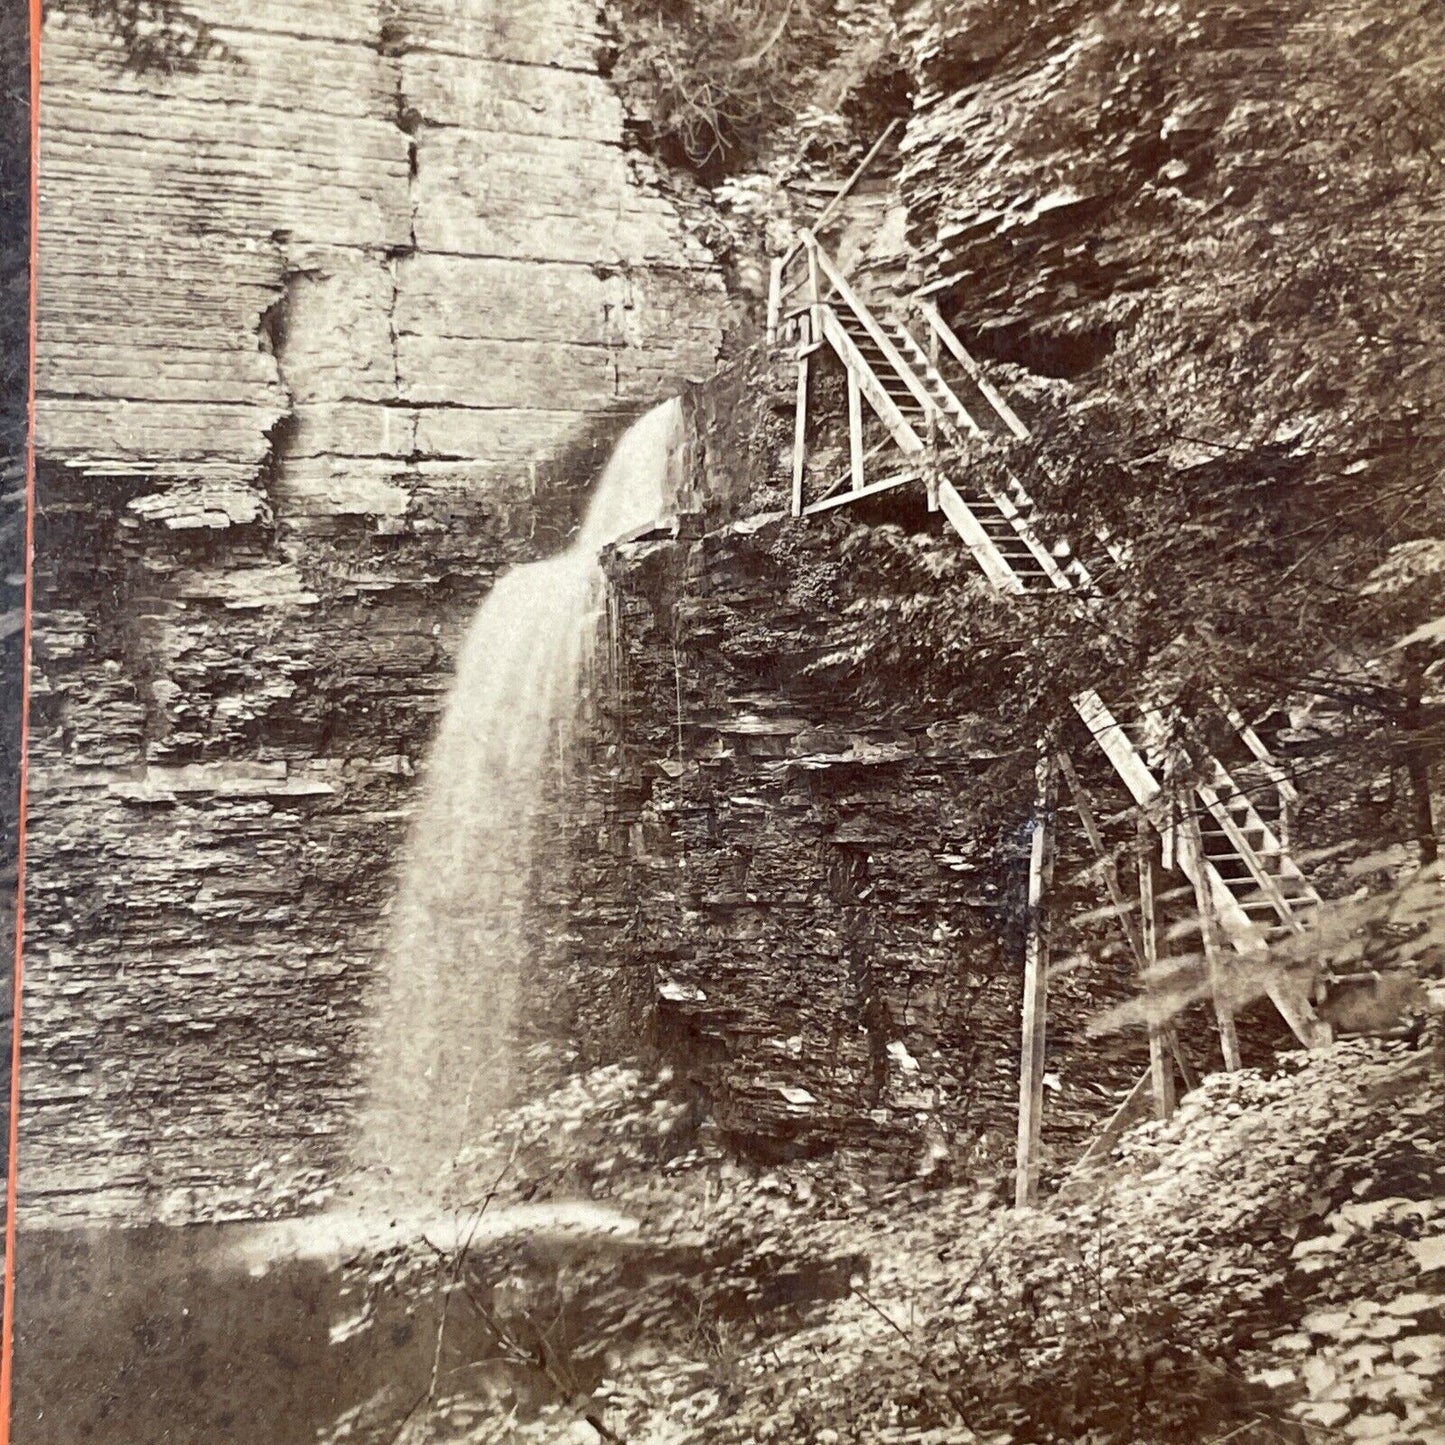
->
[[0, 2, 1442, 1442]]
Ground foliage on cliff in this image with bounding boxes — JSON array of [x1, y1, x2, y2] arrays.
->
[[637, 1037, 1444, 1445], [606, 0, 902, 179], [895, 0, 1439, 734], [322, 1037, 1443, 1445], [777, 0, 1445, 871]]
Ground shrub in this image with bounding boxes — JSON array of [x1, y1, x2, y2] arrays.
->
[[607, 0, 897, 180]]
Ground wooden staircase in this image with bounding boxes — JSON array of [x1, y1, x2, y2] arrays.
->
[[770, 229, 1329, 1052]]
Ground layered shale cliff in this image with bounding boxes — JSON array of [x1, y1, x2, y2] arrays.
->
[[538, 345, 1319, 1184], [528, 370, 1174, 1184], [25, 0, 725, 1225]]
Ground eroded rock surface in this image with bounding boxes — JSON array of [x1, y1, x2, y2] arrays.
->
[[26, 0, 724, 1225]]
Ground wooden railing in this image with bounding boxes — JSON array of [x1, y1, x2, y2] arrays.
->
[[767, 119, 901, 347], [914, 299, 1030, 440]]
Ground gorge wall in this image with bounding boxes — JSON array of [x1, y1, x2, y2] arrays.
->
[[537, 372, 1153, 1187], [536, 354, 1307, 1187], [563, 501, 1159, 1184], [24, 0, 725, 1225]]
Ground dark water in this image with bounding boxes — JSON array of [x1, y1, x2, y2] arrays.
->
[[12, 1210, 862, 1444], [12, 1222, 454, 1444]]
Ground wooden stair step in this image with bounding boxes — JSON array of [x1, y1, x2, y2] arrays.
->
[[1238, 900, 1286, 920], [1211, 859, 1255, 881]]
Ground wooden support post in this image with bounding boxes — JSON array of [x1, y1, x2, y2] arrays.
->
[[1069, 1068, 1153, 1176], [925, 323, 940, 512], [1159, 786, 1177, 873], [791, 356, 809, 518], [1015, 756, 1057, 1209], [1057, 750, 1192, 1118], [1135, 815, 1178, 1122], [1057, 751, 1146, 965], [807, 118, 901, 237], [847, 366, 865, 493], [766, 257, 783, 348], [805, 235, 822, 345], [1171, 1035, 1200, 1093], [1178, 806, 1243, 1071]]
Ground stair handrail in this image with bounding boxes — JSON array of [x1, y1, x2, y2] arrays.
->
[[1210, 688, 1300, 847], [917, 300, 1303, 830], [818, 307, 926, 456], [915, 298, 1031, 441], [769, 120, 903, 344], [792, 273, 1319, 955]]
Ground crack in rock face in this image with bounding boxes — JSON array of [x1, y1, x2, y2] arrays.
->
[[26, 0, 725, 1228]]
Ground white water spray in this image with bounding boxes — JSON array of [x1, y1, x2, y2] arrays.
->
[[366, 400, 683, 1186]]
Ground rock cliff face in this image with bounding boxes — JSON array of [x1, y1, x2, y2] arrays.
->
[[25, 0, 724, 1225], [567, 514, 1153, 1180], [546, 353, 1303, 1183], [0, 3, 30, 1204], [531, 371, 1172, 1184]]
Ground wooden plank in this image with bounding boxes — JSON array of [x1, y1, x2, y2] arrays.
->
[[766, 256, 783, 347], [938, 480, 1026, 595], [1070, 1067, 1152, 1173], [847, 367, 865, 493], [1278, 792, 1295, 854], [1072, 690, 1162, 811], [917, 300, 1031, 441], [1178, 807, 1243, 1071], [1262, 970, 1330, 1049], [1136, 815, 1178, 1121], [1213, 689, 1300, 804], [1057, 750, 1146, 967], [809, 118, 901, 235], [802, 472, 919, 516], [1015, 757, 1057, 1208], [810, 240, 938, 418], [1193, 776, 1305, 930], [926, 323, 941, 512], [791, 355, 809, 518], [811, 438, 894, 508], [806, 237, 823, 344]]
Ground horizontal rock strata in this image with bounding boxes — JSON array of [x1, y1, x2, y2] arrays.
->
[[25, 0, 724, 1225]]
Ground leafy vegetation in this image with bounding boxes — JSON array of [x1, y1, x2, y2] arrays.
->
[[606, 0, 900, 179], [317, 1038, 1442, 1443], [50, 0, 234, 74], [752, 0, 1445, 886]]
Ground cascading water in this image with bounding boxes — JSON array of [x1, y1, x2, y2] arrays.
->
[[365, 399, 683, 1187]]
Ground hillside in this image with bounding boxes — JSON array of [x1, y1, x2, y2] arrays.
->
[[5, 2, 1445, 1443]]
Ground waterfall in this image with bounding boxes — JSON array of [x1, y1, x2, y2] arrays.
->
[[365, 399, 683, 1187]]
